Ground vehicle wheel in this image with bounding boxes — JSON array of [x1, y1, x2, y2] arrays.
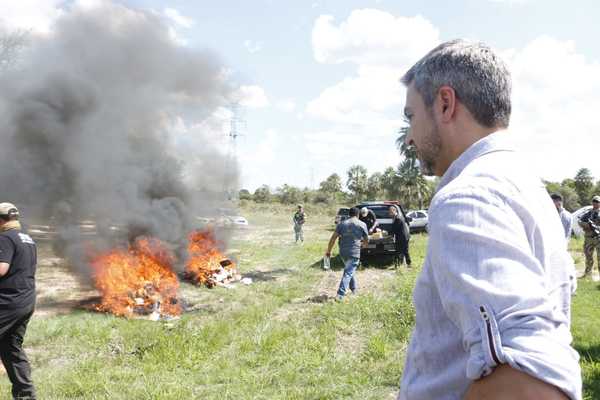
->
[[424, 224, 429, 233]]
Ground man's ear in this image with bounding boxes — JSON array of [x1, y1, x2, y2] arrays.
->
[[437, 86, 457, 122]]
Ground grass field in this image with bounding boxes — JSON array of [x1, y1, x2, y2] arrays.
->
[[0, 206, 597, 399]]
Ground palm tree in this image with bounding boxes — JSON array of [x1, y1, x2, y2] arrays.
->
[[395, 125, 431, 209], [395, 126, 417, 160], [396, 159, 429, 209]]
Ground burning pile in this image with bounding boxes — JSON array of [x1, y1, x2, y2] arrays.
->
[[185, 230, 238, 288], [88, 229, 237, 318], [90, 237, 181, 318]]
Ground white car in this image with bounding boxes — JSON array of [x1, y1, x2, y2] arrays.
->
[[227, 215, 249, 227], [571, 206, 592, 237], [407, 210, 428, 233]]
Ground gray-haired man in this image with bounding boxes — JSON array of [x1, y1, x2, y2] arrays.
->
[[398, 40, 581, 399]]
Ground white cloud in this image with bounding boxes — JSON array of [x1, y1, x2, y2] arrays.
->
[[0, 0, 64, 34], [276, 98, 296, 113], [235, 85, 270, 108], [305, 10, 439, 176], [164, 7, 195, 29], [308, 9, 438, 133], [312, 9, 439, 67], [307, 64, 404, 124], [308, 9, 600, 184], [243, 40, 262, 54], [503, 36, 600, 181]]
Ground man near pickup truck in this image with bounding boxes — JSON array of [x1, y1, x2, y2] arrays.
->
[[0, 203, 37, 400], [325, 207, 368, 301], [389, 206, 411, 267], [398, 39, 580, 399], [359, 207, 378, 234]]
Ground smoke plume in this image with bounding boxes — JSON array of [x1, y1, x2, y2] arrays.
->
[[0, 2, 238, 276]]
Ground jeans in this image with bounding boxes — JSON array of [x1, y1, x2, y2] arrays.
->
[[0, 307, 36, 400], [337, 257, 360, 297]]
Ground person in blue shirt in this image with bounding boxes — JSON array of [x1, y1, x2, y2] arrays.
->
[[325, 207, 368, 301]]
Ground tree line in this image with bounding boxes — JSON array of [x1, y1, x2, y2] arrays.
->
[[240, 126, 599, 213], [239, 127, 436, 210], [544, 168, 600, 211]]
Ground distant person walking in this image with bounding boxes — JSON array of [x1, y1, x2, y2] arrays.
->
[[551, 193, 573, 241], [325, 207, 368, 301], [389, 206, 411, 267], [578, 195, 600, 279], [0, 203, 37, 400], [293, 205, 306, 243]]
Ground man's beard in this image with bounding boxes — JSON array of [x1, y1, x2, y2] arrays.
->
[[417, 122, 442, 176]]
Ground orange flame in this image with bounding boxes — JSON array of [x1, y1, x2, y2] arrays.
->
[[185, 230, 236, 287], [90, 237, 181, 317]]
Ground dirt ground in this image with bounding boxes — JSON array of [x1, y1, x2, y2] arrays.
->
[[34, 242, 99, 318], [31, 222, 403, 319]]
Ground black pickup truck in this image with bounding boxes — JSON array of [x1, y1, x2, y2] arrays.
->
[[355, 201, 410, 257]]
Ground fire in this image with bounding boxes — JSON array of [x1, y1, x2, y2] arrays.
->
[[185, 230, 236, 287], [90, 237, 181, 318]]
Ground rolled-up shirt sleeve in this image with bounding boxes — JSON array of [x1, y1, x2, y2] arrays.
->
[[428, 188, 581, 399]]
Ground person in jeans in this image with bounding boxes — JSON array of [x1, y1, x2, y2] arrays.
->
[[398, 40, 580, 399], [325, 207, 368, 301]]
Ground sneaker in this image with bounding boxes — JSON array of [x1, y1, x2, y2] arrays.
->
[[335, 295, 344, 302]]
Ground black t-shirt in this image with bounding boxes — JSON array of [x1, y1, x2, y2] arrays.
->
[[0, 229, 37, 309], [391, 215, 409, 241], [359, 210, 377, 231]]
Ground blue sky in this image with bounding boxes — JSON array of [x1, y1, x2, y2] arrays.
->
[[3, 0, 600, 191]]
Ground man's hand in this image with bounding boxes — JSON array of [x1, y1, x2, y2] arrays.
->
[[464, 365, 568, 400], [0, 262, 9, 277], [325, 251, 331, 257]]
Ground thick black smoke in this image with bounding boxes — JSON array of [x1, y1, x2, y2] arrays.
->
[[0, 2, 238, 275]]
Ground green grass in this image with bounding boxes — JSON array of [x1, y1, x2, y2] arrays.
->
[[0, 208, 597, 399]]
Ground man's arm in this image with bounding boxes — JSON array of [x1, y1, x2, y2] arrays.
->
[[325, 232, 339, 256], [361, 226, 369, 247], [0, 237, 13, 277], [368, 211, 378, 232], [465, 365, 568, 400], [428, 191, 580, 399]]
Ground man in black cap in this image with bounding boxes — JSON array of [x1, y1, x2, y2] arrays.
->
[[0, 202, 37, 399]]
